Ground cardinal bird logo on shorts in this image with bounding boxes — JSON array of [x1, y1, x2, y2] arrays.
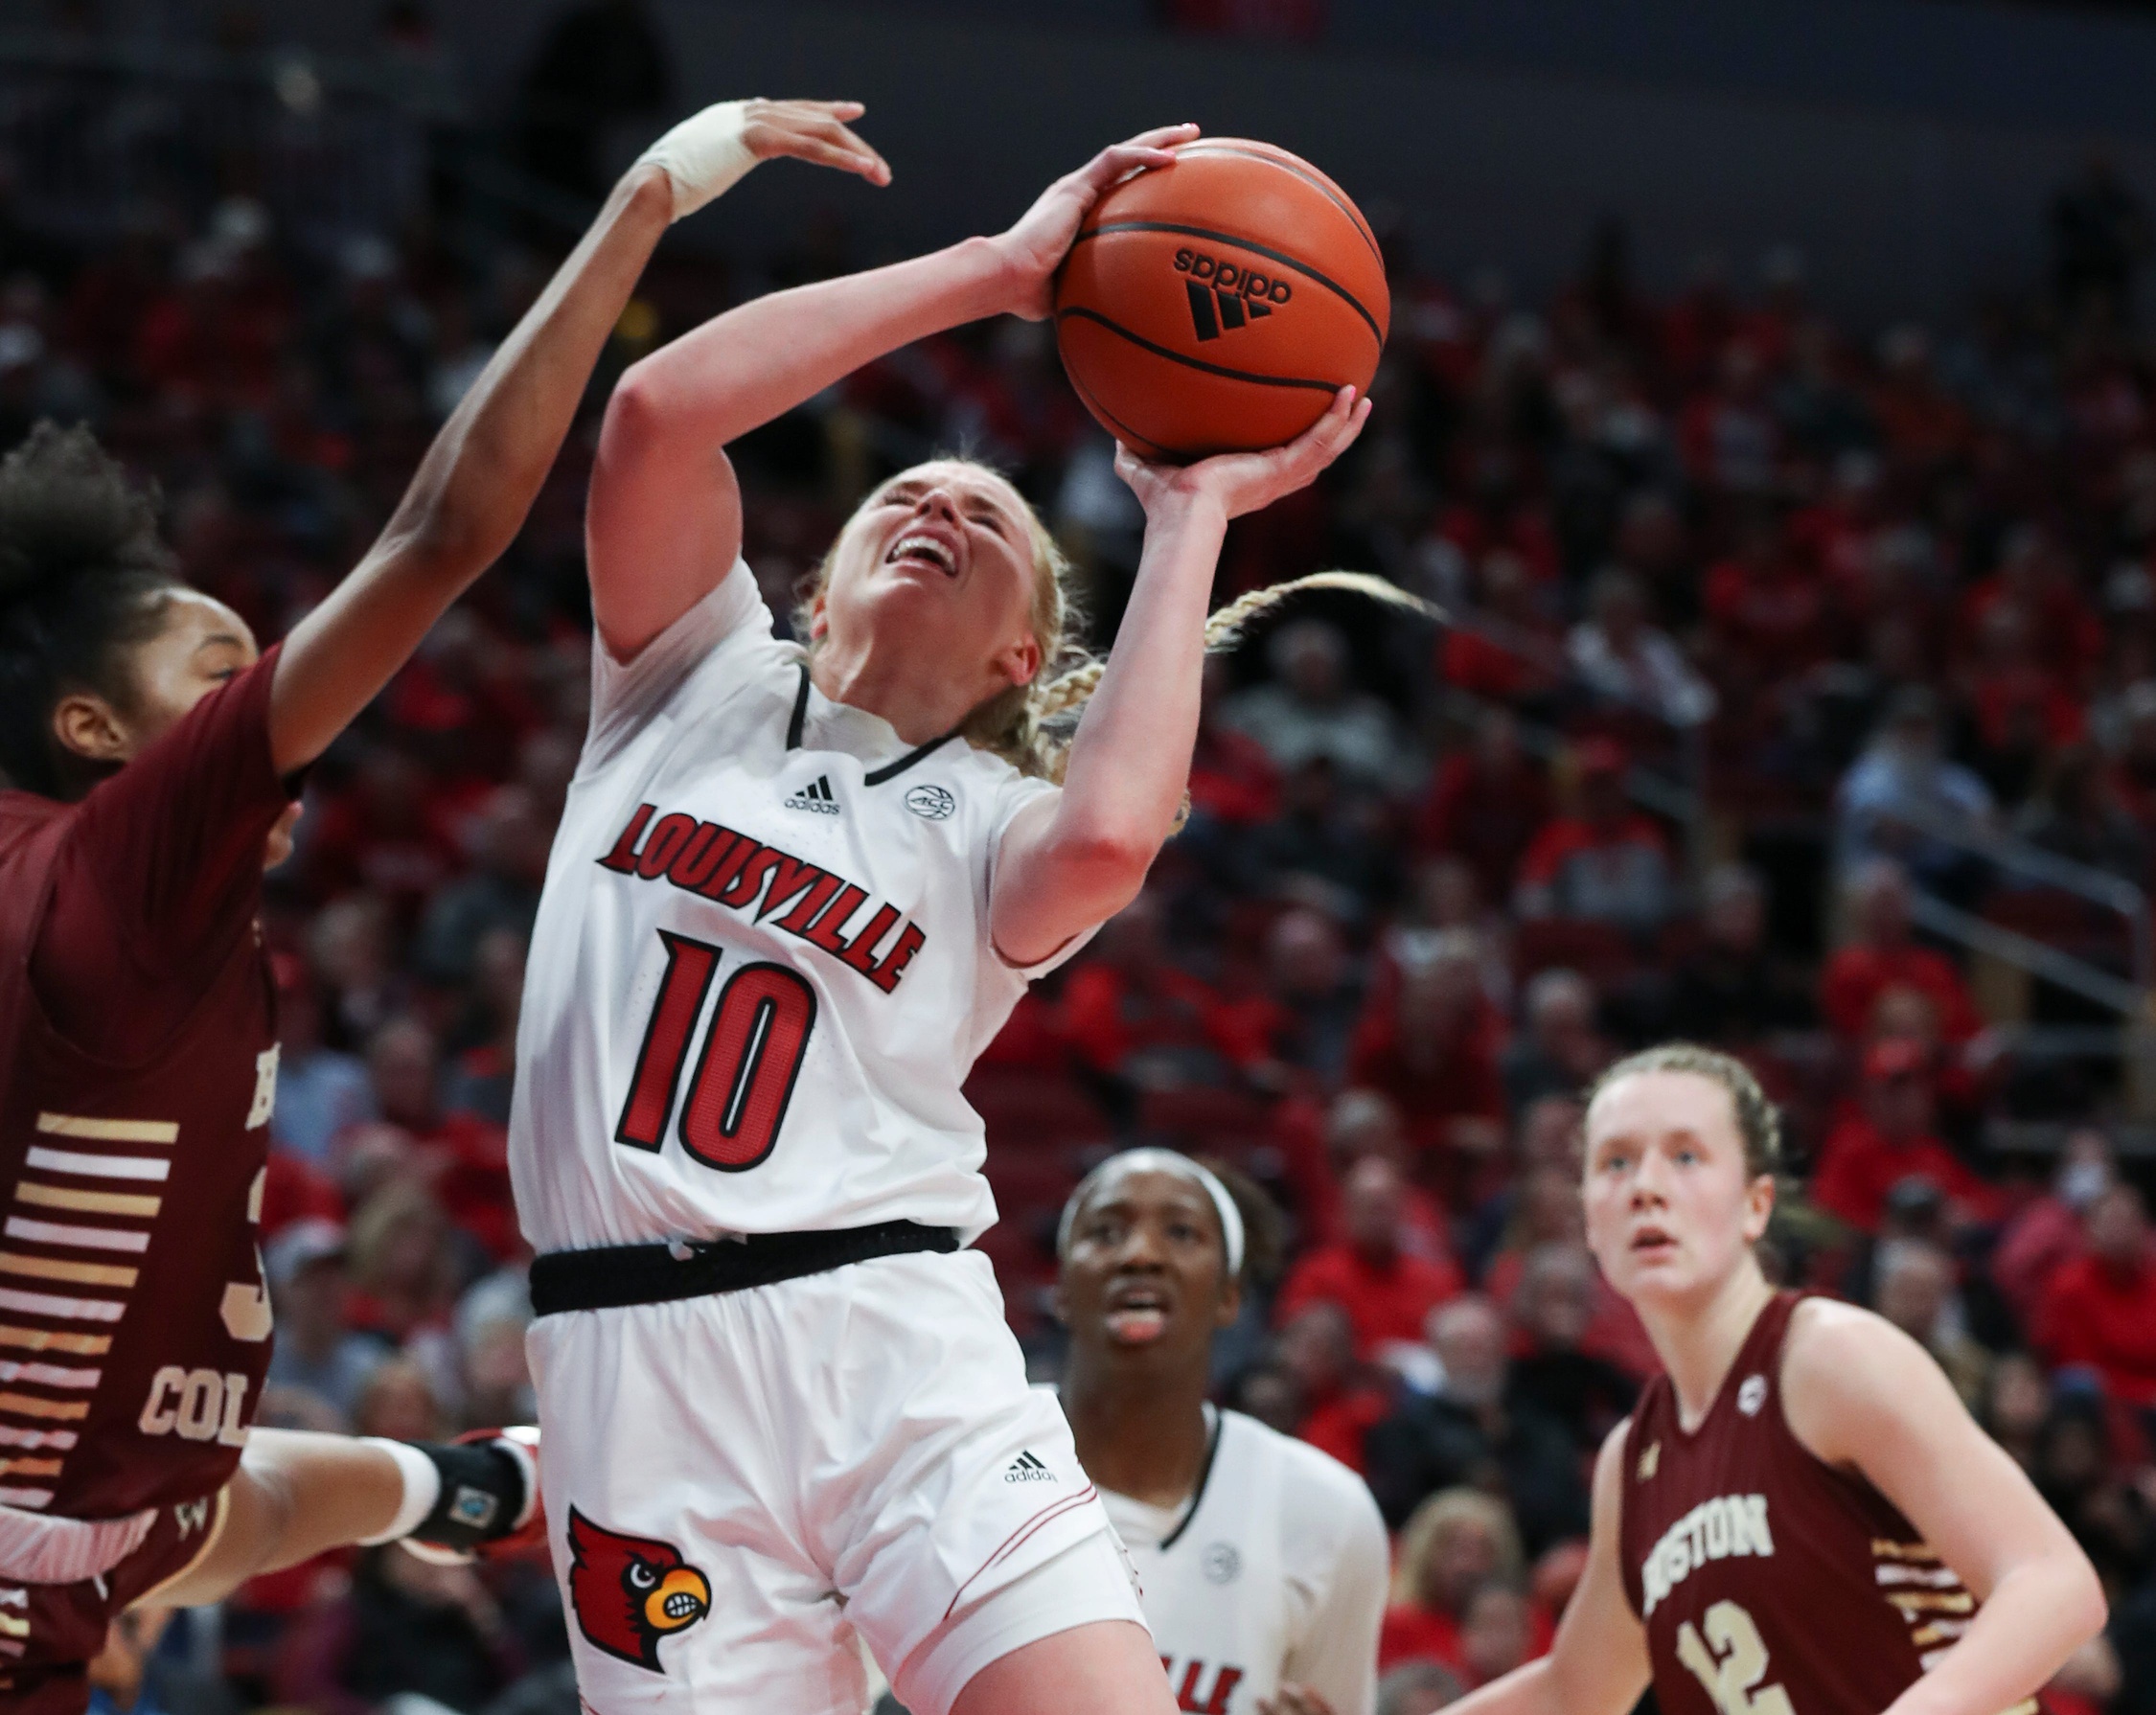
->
[[565, 1507, 712, 1672]]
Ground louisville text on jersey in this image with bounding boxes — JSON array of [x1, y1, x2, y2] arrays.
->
[[1640, 1494, 1776, 1617], [1163, 1658, 1244, 1715], [597, 803, 926, 994]]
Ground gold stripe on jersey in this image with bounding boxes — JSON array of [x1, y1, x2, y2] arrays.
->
[[0, 1253, 137, 1290], [13, 1181, 161, 1218], [1870, 1539, 1940, 1560], [0, 1392, 86, 1421], [1911, 1620, 1972, 1646], [1887, 1590, 1975, 1614], [0, 1458, 60, 1479], [34, 1113, 177, 1146], [1998, 1700, 2038, 1715], [0, 1326, 108, 1356]]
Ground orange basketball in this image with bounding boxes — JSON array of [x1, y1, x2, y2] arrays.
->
[[1053, 138, 1389, 462]]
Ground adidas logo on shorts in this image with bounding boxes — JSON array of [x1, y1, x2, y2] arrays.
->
[[784, 775, 840, 815], [1004, 1450, 1056, 1484]]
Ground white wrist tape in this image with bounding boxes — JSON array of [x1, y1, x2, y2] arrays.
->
[[637, 100, 762, 222], [357, 1437, 442, 1544]]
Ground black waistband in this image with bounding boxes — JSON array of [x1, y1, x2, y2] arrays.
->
[[529, 1221, 959, 1316]]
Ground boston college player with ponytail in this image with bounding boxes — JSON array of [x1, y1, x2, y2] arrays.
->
[[1441, 1042, 2102, 1715], [0, 99, 887, 1715]]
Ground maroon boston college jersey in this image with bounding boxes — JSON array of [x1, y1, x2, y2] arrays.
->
[[1619, 1292, 2035, 1715], [0, 651, 292, 1521]]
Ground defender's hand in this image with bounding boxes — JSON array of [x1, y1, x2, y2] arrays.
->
[[993, 125, 1198, 320], [638, 98, 888, 222]]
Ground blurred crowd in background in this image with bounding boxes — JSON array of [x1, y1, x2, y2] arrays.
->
[[12, 8, 2156, 1715]]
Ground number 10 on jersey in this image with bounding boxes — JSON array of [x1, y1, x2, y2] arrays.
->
[[616, 930, 818, 1171]]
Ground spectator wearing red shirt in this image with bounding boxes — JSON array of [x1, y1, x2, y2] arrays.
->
[[1416, 708, 1553, 904], [1955, 523, 2104, 692], [300, 743, 465, 922], [1294, 1089, 1466, 1267], [2037, 1183, 2156, 1408], [1273, 1300, 1393, 1475], [1819, 859, 1984, 1046], [1965, 601, 2087, 755], [1058, 888, 1252, 1089], [1704, 506, 1832, 685], [1186, 655, 1281, 826], [1438, 552, 1568, 712], [1809, 1040, 2003, 1234], [1379, 1486, 1524, 1676], [1790, 449, 1890, 615], [1993, 1131, 2118, 1323], [1428, 449, 1564, 588], [334, 1015, 516, 1261], [1346, 929, 1506, 1168], [1514, 740, 1678, 936], [1277, 1155, 1465, 1363], [1869, 324, 1973, 473]]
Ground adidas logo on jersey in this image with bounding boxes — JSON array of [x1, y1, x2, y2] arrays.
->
[[1004, 1451, 1056, 1483], [784, 776, 840, 815]]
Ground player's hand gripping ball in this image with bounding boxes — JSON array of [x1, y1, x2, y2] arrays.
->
[[1053, 137, 1390, 462]]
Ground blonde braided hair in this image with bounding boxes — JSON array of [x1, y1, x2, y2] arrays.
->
[[798, 458, 1441, 788]]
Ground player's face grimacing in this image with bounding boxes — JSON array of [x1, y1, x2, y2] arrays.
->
[[812, 461, 1044, 705], [1057, 1169, 1241, 1360], [1580, 1069, 1774, 1309]]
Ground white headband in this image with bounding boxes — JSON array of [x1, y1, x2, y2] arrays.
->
[[1057, 1148, 1247, 1278]]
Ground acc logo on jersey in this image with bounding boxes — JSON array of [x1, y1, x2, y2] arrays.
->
[[1736, 1375, 1768, 1416], [1200, 1541, 1241, 1585], [905, 784, 956, 821], [566, 1508, 712, 1673]]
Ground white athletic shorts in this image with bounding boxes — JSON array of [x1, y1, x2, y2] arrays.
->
[[527, 1246, 1144, 1715]]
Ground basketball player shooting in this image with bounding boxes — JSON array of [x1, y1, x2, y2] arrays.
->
[[0, 99, 886, 1715], [1054, 1150, 1389, 1715], [1437, 1044, 2103, 1715], [508, 124, 1395, 1715]]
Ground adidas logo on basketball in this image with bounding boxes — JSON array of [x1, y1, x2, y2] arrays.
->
[[784, 776, 840, 815], [1004, 1451, 1056, 1483], [1174, 247, 1293, 342]]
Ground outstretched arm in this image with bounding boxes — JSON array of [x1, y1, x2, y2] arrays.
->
[[268, 100, 886, 773], [1782, 1300, 2105, 1715], [987, 389, 1370, 965], [587, 125, 1197, 661]]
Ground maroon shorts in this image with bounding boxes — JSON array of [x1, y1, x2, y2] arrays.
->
[[0, 1492, 226, 1715]]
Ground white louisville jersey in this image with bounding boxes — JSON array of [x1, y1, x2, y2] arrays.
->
[[1097, 1407, 1389, 1715], [510, 560, 1086, 1252]]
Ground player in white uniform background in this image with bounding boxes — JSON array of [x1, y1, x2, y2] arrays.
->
[[507, 101, 1388, 1715], [1053, 1151, 1389, 1715]]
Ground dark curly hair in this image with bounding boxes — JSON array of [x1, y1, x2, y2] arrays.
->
[[0, 422, 184, 798], [1584, 1041, 1784, 1179]]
